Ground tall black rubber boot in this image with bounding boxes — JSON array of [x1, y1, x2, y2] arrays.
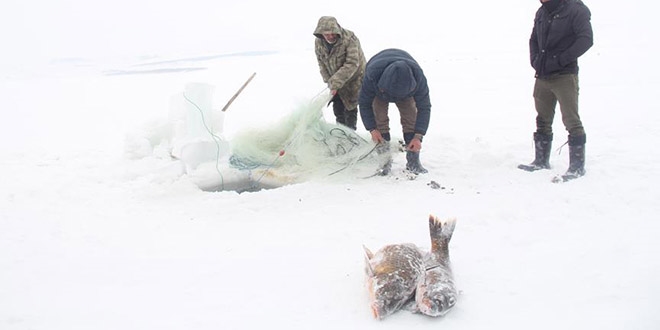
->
[[405, 151, 428, 174], [376, 133, 392, 175], [345, 109, 358, 130], [518, 132, 553, 172], [561, 134, 586, 182], [402, 132, 428, 174]]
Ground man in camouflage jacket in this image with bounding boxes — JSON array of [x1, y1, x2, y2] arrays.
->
[[314, 16, 366, 130]]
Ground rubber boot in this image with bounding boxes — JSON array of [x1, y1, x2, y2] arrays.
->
[[518, 132, 552, 172], [405, 151, 428, 174], [402, 132, 427, 174], [561, 134, 586, 182], [376, 133, 392, 175], [345, 109, 358, 130]]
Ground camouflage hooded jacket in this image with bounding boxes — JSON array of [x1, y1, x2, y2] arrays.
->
[[314, 16, 366, 111]]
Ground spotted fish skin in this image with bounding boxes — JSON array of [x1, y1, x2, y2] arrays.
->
[[415, 215, 458, 317], [364, 243, 425, 319]]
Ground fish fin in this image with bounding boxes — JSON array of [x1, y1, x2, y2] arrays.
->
[[363, 245, 374, 259], [429, 215, 456, 240], [428, 215, 457, 254], [363, 245, 375, 277], [441, 217, 457, 242]]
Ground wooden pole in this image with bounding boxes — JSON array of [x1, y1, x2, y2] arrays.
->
[[221, 72, 257, 112]]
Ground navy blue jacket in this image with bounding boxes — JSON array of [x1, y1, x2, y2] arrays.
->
[[530, 0, 593, 79], [358, 49, 431, 135]]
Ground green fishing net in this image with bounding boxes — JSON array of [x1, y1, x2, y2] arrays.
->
[[229, 94, 380, 184]]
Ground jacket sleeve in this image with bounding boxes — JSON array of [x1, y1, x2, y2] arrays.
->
[[315, 40, 331, 83], [358, 75, 377, 131], [328, 36, 362, 90], [558, 5, 593, 66], [412, 75, 431, 136], [529, 27, 539, 68], [529, 11, 541, 69]]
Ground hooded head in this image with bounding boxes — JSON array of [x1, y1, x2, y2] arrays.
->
[[313, 16, 342, 39], [541, 0, 562, 13], [377, 61, 416, 100]]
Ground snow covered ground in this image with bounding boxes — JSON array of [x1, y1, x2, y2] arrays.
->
[[1, 1, 660, 329]]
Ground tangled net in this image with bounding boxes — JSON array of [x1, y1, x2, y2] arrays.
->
[[228, 93, 380, 185]]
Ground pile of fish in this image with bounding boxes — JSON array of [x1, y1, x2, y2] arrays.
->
[[363, 215, 458, 319]]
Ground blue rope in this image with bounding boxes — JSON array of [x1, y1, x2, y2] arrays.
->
[[182, 92, 225, 190]]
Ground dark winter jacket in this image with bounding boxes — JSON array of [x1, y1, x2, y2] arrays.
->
[[314, 16, 366, 111], [359, 49, 431, 135], [530, 0, 593, 79]]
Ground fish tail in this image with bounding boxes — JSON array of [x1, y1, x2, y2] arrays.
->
[[428, 215, 457, 254]]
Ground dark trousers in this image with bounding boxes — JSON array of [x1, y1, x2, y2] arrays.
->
[[533, 73, 585, 137], [331, 94, 357, 130]]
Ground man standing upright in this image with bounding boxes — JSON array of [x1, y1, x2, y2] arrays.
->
[[519, 0, 593, 182], [314, 16, 366, 130]]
